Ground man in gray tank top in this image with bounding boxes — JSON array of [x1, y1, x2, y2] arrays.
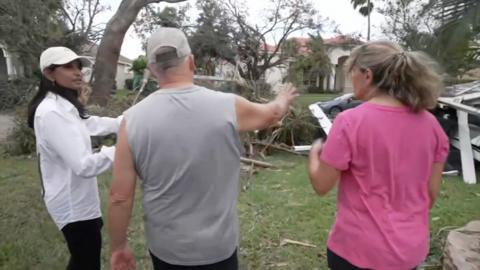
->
[[108, 27, 297, 270]]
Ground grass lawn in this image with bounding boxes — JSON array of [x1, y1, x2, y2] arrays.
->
[[1, 154, 479, 269], [295, 93, 340, 108]]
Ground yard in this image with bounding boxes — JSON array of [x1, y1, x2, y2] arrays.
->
[[295, 93, 340, 107], [1, 153, 479, 270], [1, 94, 479, 269]]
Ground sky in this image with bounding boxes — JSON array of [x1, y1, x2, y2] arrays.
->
[[98, 0, 385, 60]]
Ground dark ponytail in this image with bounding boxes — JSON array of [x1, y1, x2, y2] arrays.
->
[[28, 71, 88, 129]]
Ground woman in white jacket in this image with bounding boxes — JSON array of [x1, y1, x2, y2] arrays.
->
[[27, 47, 122, 270]]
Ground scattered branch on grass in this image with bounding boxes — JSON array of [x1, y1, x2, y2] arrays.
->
[[435, 226, 461, 237], [419, 264, 442, 269], [267, 262, 288, 267], [240, 157, 276, 168], [242, 162, 257, 191], [279, 238, 317, 248], [256, 128, 282, 155], [252, 141, 307, 156]]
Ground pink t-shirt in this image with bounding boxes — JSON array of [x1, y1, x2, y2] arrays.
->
[[321, 102, 449, 270]]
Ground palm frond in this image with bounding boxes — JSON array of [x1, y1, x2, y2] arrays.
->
[[432, 0, 479, 25], [359, 3, 374, 17], [350, 0, 367, 10]]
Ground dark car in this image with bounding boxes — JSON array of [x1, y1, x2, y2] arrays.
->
[[315, 93, 362, 118]]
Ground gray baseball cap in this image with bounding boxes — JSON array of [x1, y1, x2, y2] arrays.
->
[[147, 27, 192, 65]]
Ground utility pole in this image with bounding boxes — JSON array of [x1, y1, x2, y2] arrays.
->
[[367, 0, 371, 41]]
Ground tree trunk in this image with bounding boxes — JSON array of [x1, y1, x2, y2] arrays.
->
[[91, 0, 185, 105]]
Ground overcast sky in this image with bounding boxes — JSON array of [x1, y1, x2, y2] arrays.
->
[[98, 0, 385, 60]]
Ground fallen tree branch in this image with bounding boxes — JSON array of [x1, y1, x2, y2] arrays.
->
[[240, 157, 276, 168], [267, 262, 288, 267], [252, 141, 306, 156], [279, 238, 317, 248], [241, 162, 256, 191]]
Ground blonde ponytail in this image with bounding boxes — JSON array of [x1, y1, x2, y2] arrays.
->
[[346, 41, 443, 112]]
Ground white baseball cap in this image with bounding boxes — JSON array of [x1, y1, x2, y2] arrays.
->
[[147, 27, 192, 65], [39, 46, 92, 71]]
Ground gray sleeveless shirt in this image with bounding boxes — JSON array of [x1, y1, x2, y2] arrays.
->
[[123, 85, 242, 265]]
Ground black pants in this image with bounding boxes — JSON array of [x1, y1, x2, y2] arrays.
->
[[327, 248, 417, 270], [150, 249, 238, 270], [61, 217, 103, 270]]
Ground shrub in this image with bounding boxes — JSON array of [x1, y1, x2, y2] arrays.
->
[[254, 104, 324, 151], [131, 56, 147, 75], [306, 85, 323, 93], [273, 105, 323, 145], [132, 73, 143, 90], [444, 78, 476, 86], [142, 79, 159, 96], [87, 90, 138, 148], [2, 79, 38, 156], [87, 90, 136, 117], [3, 108, 36, 156], [3, 89, 138, 156], [0, 79, 37, 111]]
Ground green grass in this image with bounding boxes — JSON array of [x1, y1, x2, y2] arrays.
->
[[1, 154, 479, 269], [295, 93, 340, 108]]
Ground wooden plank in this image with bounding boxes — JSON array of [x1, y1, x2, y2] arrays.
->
[[293, 145, 311, 152], [453, 92, 480, 103], [451, 140, 480, 162], [438, 97, 480, 116], [292, 103, 332, 153], [457, 110, 477, 184], [308, 103, 332, 134]]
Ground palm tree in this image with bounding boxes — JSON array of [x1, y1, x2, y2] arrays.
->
[[351, 0, 374, 40], [434, 0, 478, 25], [431, 0, 480, 68]]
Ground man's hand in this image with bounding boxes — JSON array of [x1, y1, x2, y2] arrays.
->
[[274, 83, 298, 115], [235, 83, 298, 132], [111, 245, 135, 270]]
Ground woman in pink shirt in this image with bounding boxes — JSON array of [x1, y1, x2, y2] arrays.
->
[[308, 41, 449, 270]]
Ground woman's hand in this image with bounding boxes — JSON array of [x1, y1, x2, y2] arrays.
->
[[78, 84, 92, 106], [309, 139, 324, 167], [308, 139, 339, 196]]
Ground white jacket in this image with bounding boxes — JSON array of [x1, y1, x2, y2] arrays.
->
[[34, 92, 122, 229]]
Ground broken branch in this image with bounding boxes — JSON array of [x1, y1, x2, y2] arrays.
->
[[279, 239, 317, 248], [240, 157, 276, 168]]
